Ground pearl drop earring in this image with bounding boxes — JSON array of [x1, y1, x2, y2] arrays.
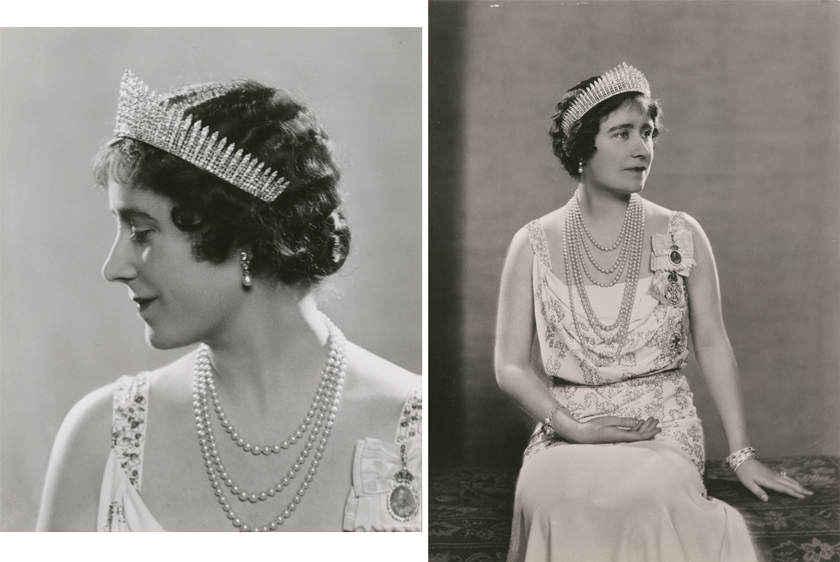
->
[[578, 160, 584, 175], [240, 252, 253, 287]]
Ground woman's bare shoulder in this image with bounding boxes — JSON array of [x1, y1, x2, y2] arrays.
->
[[641, 198, 674, 231], [340, 343, 419, 440], [37, 380, 116, 530], [344, 343, 419, 403]]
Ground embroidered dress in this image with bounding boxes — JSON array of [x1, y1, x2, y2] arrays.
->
[[97, 372, 422, 532], [507, 211, 757, 562]]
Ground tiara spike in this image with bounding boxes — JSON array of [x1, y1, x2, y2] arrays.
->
[[113, 70, 287, 202], [560, 62, 651, 136]]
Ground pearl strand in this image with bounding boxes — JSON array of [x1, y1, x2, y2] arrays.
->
[[570, 196, 644, 329], [193, 314, 347, 532], [210, 360, 330, 456], [563, 194, 645, 367], [574, 193, 633, 252]]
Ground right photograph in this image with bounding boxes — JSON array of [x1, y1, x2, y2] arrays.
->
[[429, 2, 840, 562]]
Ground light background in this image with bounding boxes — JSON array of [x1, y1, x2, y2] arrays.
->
[[0, 27, 422, 532], [430, 0, 840, 468]]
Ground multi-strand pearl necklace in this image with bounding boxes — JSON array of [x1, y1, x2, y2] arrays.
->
[[563, 194, 645, 367], [192, 314, 347, 531]]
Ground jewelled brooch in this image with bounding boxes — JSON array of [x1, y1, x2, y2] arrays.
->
[[387, 443, 420, 523], [650, 218, 696, 308]]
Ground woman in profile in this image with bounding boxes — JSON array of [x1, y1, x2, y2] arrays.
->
[[37, 71, 421, 532], [495, 63, 810, 560]]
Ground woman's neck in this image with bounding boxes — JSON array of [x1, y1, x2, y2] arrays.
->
[[201, 283, 332, 417], [574, 183, 635, 242]]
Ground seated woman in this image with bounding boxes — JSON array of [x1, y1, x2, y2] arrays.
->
[[37, 71, 421, 532], [494, 63, 810, 560]]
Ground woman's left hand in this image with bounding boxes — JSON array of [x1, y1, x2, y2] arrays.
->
[[735, 459, 813, 501]]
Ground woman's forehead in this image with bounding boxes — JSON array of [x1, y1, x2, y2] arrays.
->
[[601, 102, 654, 128], [107, 178, 171, 218]]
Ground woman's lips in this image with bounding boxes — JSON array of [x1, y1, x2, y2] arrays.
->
[[133, 297, 156, 311]]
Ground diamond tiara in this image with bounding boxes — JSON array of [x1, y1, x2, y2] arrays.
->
[[560, 62, 651, 136], [114, 70, 290, 202]]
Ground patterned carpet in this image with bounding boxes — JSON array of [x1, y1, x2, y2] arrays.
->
[[429, 456, 840, 562]]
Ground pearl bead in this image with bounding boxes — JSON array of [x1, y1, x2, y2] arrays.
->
[[241, 524, 250, 532], [233, 518, 242, 527], [252, 446, 261, 455], [259, 492, 267, 501], [232, 486, 240, 495], [269, 522, 278, 530], [261, 526, 269, 532], [249, 494, 258, 503], [239, 491, 249, 501]]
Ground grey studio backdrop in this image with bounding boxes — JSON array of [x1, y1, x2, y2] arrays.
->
[[0, 28, 421, 532], [430, 2, 839, 469]]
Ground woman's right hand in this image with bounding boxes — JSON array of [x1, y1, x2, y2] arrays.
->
[[562, 416, 661, 444]]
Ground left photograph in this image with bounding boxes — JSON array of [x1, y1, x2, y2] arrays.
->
[[1, 28, 421, 532]]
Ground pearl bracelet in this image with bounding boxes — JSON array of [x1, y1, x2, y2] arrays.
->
[[724, 446, 756, 472], [542, 405, 563, 438]]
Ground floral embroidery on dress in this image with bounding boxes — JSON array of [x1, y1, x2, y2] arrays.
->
[[103, 501, 127, 532], [395, 377, 422, 445], [523, 212, 703, 475], [526, 220, 552, 270], [111, 372, 150, 493]]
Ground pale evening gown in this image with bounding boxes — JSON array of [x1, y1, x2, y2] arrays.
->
[[507, 210, 758, 562], [97, 371, 422, 532]]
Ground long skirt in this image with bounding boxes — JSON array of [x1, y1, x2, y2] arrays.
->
[[507, 372, 758, 562]]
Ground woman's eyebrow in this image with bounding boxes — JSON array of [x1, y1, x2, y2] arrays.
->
[[111, 206, 160, 226], [607, 123, 634, 133]]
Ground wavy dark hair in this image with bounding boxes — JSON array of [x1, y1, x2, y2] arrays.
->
[[94, 79, 350, 287], [549, 76, 663, 179]]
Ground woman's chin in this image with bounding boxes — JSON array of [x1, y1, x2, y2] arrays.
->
[[144, 325, 192, 350]]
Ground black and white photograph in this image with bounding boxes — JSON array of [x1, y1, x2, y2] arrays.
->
[[429, 2, 839, 561], [1, 27, 422, 535]]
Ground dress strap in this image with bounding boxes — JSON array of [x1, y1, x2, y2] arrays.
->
[[111, 372, 150, 493], [668, 211, 686, 238], [395, 376, 422, 444], [526, 220, 552, 270]]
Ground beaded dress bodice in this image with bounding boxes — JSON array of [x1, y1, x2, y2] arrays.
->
[[527, 209, 694, 386]]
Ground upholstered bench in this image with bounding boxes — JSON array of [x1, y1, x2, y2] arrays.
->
[[429, 456, 839, 562]]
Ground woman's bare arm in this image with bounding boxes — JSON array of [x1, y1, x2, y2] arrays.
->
[[37, 384, 114, 531], [684, 214, 811, 500]]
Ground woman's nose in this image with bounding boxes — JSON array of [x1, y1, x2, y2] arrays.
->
[[633, 135, 652, 158], [102, 234, 137, 283]]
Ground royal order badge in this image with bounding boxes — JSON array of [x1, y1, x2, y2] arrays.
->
[[387, 444, 420, 523], [664, 271, 684, 306]]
